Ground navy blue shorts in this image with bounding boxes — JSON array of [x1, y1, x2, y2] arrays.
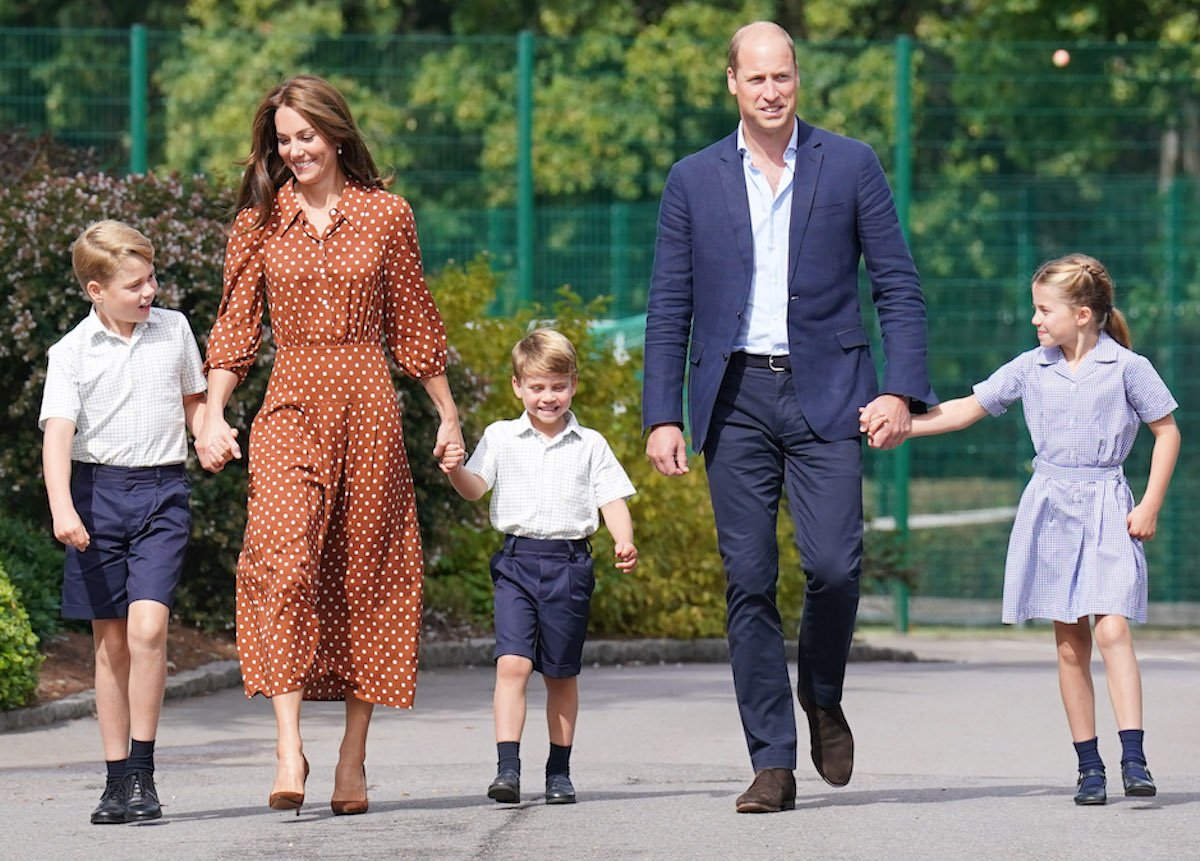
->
[[61, 463, 191, 620], [490, 535, 594, 678]]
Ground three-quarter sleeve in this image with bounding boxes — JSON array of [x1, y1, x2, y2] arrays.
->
[[381, 197, 448, 380], [204, 207, 271, 383]]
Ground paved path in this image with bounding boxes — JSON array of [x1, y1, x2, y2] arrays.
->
[[3, 629, 1199, 860]]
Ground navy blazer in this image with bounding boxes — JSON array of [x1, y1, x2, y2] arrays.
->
[[643, 121, 937, 452]]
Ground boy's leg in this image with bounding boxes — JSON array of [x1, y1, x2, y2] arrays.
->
[[494, 655, 535, 743], [543, 675, 579, 804], [126, 599, 170, 746], [91, 619, 132, 823]]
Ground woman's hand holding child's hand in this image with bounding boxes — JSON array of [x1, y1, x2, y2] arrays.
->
[[440, 441, 466, 474]]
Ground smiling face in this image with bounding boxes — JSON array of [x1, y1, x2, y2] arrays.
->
[[512, 372, 577, 436], [1031, 280, 1090, 349], [274, 104, 341, 191], [87, 255, 157, 338], [727, 26, 798, 141]]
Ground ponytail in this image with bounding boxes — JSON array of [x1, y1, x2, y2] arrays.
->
[[1105, 306, 1132, 349]]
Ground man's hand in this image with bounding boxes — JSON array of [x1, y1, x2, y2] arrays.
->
[[858, 394, 912, 450], [646, 424, 689, 476]]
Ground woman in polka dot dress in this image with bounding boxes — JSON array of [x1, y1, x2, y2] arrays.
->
[[196, 75, 463, 815]]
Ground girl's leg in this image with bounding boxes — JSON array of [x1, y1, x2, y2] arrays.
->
[[544, 675, 579, 748], [125, 599, 170, 747], [1092, 613, 1143, 730], [270, 690, 306, 796], [332, 695, 373, 802], [92, 619, 131, 762], [1054, 619, 1097, 741], [494, 655, 534, 743]]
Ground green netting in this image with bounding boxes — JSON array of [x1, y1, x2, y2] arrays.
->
[[3, 29, 1197, 605]]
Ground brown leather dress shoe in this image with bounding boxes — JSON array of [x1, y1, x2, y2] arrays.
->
[[797, 690, 854, 787], [735, 768, 796, 813]]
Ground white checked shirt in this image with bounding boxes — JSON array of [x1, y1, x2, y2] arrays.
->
[[465, 411, 636, 540], [39, 307, 207, 466]]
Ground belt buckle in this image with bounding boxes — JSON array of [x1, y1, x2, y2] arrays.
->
[[767, 354, 787, 373]]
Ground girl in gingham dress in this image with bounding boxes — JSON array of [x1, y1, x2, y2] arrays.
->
[[865, 254, 1180, 806]]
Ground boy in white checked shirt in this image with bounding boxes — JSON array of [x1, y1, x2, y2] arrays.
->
[[441, 328, 637, 805], [39, 221, 207, 825]]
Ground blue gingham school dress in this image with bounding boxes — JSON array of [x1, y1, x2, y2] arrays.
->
[[972, 333, 1178, 624]]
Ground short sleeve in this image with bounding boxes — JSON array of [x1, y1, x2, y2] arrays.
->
[[464, 423, 502, 490], [381, 197, 448, 380], [589, 433, 636, 507], [178, 314, 207, 396], [1125, 354, 1177, 423], [204, 207, 271, 383], [972, 354, 1028, 417], [38, 339, 80, 431]]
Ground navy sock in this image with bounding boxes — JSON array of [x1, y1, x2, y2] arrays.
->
[[128, 738, 156, 774], [1073, 737, 1104, 773], [1118, 729, 1146, 765], [105, 759, 127, 783], [546, 743, 572, 777], [497, 741, 521, 775]]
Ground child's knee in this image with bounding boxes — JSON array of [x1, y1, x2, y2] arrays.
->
[[1093, 614, 1132, 652], [496, 654, 534, 683]]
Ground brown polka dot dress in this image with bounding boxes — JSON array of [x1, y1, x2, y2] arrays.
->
[[205, 180, 447, 707]]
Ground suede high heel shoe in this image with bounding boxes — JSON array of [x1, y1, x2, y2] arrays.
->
[[331, 765, 369, 815], [268, 755, 310, 815]]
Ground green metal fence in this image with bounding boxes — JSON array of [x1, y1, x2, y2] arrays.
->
[[3, 28, 1198, 618]]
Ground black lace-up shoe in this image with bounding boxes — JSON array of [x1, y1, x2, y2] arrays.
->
[[123, 770, 162, 821], [90, 779, 128, 825], [487, 769, 521, 803], [544, 772, 577, 804]]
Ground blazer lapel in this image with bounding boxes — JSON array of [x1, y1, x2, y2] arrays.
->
[[717, 136, 754, 287], [789, 121, 821, 286]]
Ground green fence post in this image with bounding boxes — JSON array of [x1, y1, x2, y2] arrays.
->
[[890, 34, 914, 633], [609, 202, 629, 317], [1162, 177, 1182, 601], [129, 24, 148, 175], [516, 30, 535, 307]]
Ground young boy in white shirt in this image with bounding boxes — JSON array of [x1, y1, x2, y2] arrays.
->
[[39, 220, 207, 824], [440, 328, 637, 805]]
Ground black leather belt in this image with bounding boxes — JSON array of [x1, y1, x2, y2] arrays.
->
[[732, 352, 791, 373]]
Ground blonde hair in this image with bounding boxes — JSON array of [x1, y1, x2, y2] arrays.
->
[[728, 21, 796, 73], [1032, 253, 1132, 348], [512, 328, 578, 380], [71, 220, 154, 292]]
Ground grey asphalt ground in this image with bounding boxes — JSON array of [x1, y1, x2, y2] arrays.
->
[[3, 627, 1199, 860]]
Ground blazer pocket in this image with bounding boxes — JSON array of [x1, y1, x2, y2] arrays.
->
[[812, 200, 846, 211], [834, 325, 869, 350]]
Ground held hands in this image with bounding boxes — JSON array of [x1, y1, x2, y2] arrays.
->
[[613, 541, 639, 572], [433, 418, 465, 467], [195, 412, 242, 473], [439, 440, 466, 474], [1127, 503, 1159, 541], [858, 395, 912, 449], [646, 424, 689, 476]]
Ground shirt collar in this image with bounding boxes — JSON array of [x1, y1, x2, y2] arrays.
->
[[1036, 331, 1120, 366], [514, 409, 582, 442], [736, 119, 799, 160], [276, 178, 369, 235], [83, 305, 157, 343]]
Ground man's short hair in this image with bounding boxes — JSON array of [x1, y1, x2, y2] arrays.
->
[[512, 328, 578, 380], [71, 220, 155, 291], [727, 20, 797, 73]]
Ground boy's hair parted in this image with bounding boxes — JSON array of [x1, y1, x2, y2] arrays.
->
[[236, 74, 391, 230], [1032, 252, 1133, 348], [511, 328, 578, 380], [70, 220, 155, 292]]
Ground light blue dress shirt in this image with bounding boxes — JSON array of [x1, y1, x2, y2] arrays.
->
[[731, 120, 799, 355]]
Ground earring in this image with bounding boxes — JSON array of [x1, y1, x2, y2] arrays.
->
[[337, 146, 343, 155]]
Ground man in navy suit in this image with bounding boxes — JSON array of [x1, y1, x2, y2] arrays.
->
[[643, 21, 936, 813]]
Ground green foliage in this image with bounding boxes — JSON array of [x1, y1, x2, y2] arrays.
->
[[0, 560, 43, 710], [0, 516, 66, 643]]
